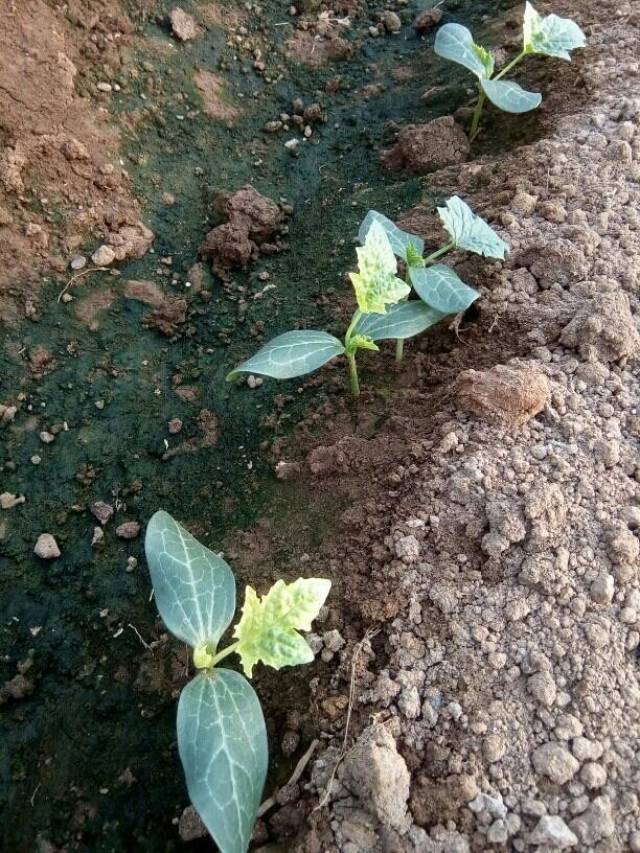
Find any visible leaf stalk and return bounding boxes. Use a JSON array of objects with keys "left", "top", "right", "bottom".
[{"left": 347, "top": 353, "right": 360, "bottom": 396}]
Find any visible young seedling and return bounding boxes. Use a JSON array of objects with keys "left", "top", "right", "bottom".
[
  {"left": 145, "top": 510, "right": 331, "bottom": 853},
  {"left": 227, "top": 219, "right": 442, "bottom": 396},
  {"left": 227, "top": 197, "right": 506, "bottom": 393},
  {"left": 358, "top": 196, "right": 508, "bottom": 362},
  {"left": 435, "top": 2, "right": 586, "bottom": 140}
]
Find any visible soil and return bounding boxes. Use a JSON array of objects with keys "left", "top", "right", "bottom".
[{"left": 2, "top": 0, "right": 640, "bottom": 852}]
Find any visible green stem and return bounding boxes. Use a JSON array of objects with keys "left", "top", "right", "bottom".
[
  {"left": 469, "top": 85, "right": 486, "bottom": 142},
  {"left": 494, "top": 50, "right": 527, "bottom": 80},
  {"left": 347, "top": 352, "right": 360, "bottom": 396},
  {"left": 209, "top": 641, "right": 239, "bottom": 669},
  {"left": 395, "top": 338, "right": 404, "bottom": 363},
  {"left": 344, "top": 308, "right": 362, "bottom": 348},
  {"left": 424, "top": 241, "right": 455, "bottom": 266}
]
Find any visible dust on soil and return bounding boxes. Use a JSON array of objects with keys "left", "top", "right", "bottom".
[{"left": 3, "top": 0, "right": 640, "bottom": 851}]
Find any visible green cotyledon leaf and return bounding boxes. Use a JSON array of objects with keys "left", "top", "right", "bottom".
[
  {"left": 349, "top": 219, "right": 410, "bottom": 314},
  {"left": 145, "top": 510, "right": 236, "bottom": 650},
  {"left": 434, "top": 23, "right": 494, "bottom": 79},
  {"left": 409, "top": 264, "right": 480, "bottom": 314},
  {"left": 523, "top": 2, "right": 586, "bottom": 60},
  {"left": 437, "top": 196, "right": 509, "bottom": 260},
  {"left": 226, "top": 331, "right": 345, "bottom": 381},
  {"left": 177, "top": 669, "right": 268, "bottom": 853},
  {"left": 358, "top": 210, "right": 424, "bottom": 263},
  {"left": 233, "top": 578, "right": 331, "bottom": 678},
  {"left": 480, "top": 78, "right": 542, "bottom": 114},
  {"left": 354, "top": 301, "right": 445, "bottom": 341}
]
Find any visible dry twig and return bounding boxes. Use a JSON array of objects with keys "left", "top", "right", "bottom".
[
  {"left": 57, "top": 266, "right": 110, "bottom": 303},
  {"left": 314, "top": 627, "right": 377, "bottom": 811},
  {"left": 257, "top": 737, "right": 320, "bottom": 818}
]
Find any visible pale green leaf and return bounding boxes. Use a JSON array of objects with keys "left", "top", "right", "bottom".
[
  {"left": 177, "top": 670, "right": 268, "bottom": 853},
  {"left": 410, "top": 264, "right": 480, "bottom": 313},
  {"left": 438, "top": 196, "right": 508, "bottom": 260},
  {"left": 226, "top": 331, "right": 345, "bottom": 381},
  {"left": 350, "top": 220, "right": 410, "bottom": 314},
  {"left": 480, "top": 78, "right": 542, "bottom": 114},
  {"left": 233, "top": 578, "right": 331, "bottom": 677},
  {"left": 145, "top": 510, "right": 235, "bottom": 649},
  {"left": 523, "top": 2, "right": 586, "bottom": 60},
  {"left": 354, "top": 301, "right": 445, "bottom": 341},
  {"left": 358, "top": 210, "right": 424, "bottom": 263},
  {"left": 348, "top": 333, "right": 379, "bottom": 353},
  {"left": 434, "top": 23, "right": 494, "bottom": 79}
]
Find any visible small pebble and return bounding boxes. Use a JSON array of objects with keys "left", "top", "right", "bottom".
[{"left": 34, "top": 533, "right": 61, "bottom": 560}]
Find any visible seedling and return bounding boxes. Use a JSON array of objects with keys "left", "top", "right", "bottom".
[
  {"left": 359, "top": 197, "right": 508, "bottom": 361},
  {"left": 145, "top": 510, "right": 331, "bottom": 853},
  {"left": 227, "top": 196, "right": 507, "bottom": 393},
  {"left": 435, "top": 2, "right": 586, "bottom": 140}
]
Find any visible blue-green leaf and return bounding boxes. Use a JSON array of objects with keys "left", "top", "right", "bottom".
[
  {"left": 523, "top": 2, "right": 586, "bottom": 60},
  {"left": 410, "top": 264, "right": 480, "bottom": 313},
  {"left": 434, "top": 24, "right": 494, "bottom": 79},
  {"left": 145, "top": 510, "right": 235, "bottom": 650},
  {"left": 358, "top": 210, "right": 424, "bottom": 263},
  {"left": 438, "top": 196, "right": 508, "bottom": 260},
  {"left": 226, "top": 331, "right": 345, "bottom": 381},
  {"left": 355, "top": 301, "right": 445, "bottom": 341},
  {"left": 480, "top": 78, "right": 542, "bottom": 114},
  {"left": 177, "top": 670, "right": 268, "bottom": 853}
]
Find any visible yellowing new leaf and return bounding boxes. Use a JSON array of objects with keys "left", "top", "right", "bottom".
[
  {"left": 233, "top": 578, "right": 332, "bottom": 677},
  {"left": 349, "top": 220, "right": 410, "bottom": 314}
]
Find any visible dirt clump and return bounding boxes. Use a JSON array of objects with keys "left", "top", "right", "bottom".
[
  {"left": 414, "top": 8, "right": 443, "bottom": 34},
  {"left": 341, "top": 724, "right": 411, "bottom": 833},
  {"left": 162, "top": 409, "right": 219, "bottom": 460},
  {"left": 194, "top": 71, "right": 241, "bottom": 120},
  {"left": 286, "top": 30, "right": 354, "bottom": 68},
  {"left": 560, "top": 288, "right": 640, "bottom": 363},
  {"left": 381, "top": 116, "right": 470, "bottom": 174},
  {"left": 74, "top": 287, "right": 117, "bottom": 330},
  {"left": 200, "top": 185, "right": 289, "bottom": 277},
  {"left": 123, "top": 279, "right": 188, "bottom": 338},
  {"left": 169, "top": 8, "right": 200, "bottom": 42},
  {"left": 456, "top": 362, "right": 551, "bottom": 427}
]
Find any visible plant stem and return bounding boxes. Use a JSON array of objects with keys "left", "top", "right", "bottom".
[
  {"left": 347, "top": 353, "right": 360, "bottom": 396},
  {"left": 209, "top": 641, "right": 239, "bottom": 669},
  {"left": 395, "top": 338, "right": 404, "bottom": 363},
  {"left": 494, "top": 50, "right": 527, "bottom": 80},
  {"left": 344, "top": 309, "right": 362, "bottom": 347},
  {"left": 469, "top": 86, "right": 486, "bottom": 142},
  {"left": 424, "top": 241, "right": 456, "bottom": 266}
]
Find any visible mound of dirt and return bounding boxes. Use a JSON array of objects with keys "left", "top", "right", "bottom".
[
  {"left": 200, "top": 185, "right": 289, "bottom": 277},
  {"left": 0, "top": 0, "right": 153, "bottom": 323},
  {"left": 259, "top": 1, "right": 640, "bottom": 850}
]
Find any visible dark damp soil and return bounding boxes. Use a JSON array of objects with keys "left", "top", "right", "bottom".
[{"left": 1, "top": 0, "right": 524, "bottom": 850}]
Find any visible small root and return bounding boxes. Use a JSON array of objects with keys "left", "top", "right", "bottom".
[
  {"left": 257, "top": 737, "right": 320, "bottom": 818},
  {"left": 314, "top": 627, "right": 378, "bottom": 812},
  {"left": 56, "top": 266, "right": 110, "bottom": 303}
]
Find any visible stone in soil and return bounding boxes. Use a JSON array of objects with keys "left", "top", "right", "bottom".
[
  {"left": 170, "top": 8, "right": 200, "bottom": 42},
  {"left": 34, "top": 534, "right": 61, "bottom": 559}
]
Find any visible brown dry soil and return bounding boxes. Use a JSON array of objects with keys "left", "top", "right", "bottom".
[{"left": 2, "top": 0, "right": 640, "bottom": 852}]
